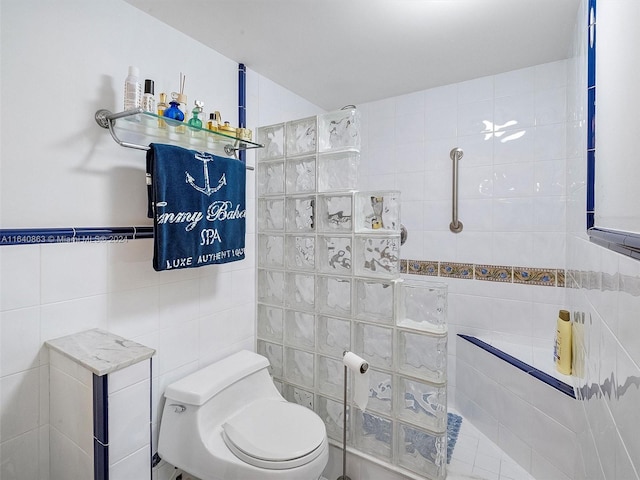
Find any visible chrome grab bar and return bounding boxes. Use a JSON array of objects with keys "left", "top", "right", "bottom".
[{"left": 449, "top": 147, "right": 463, "bottom": 233}]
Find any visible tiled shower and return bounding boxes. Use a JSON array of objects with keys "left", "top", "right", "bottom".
[{"left": 255, "top": 110, "right": 450, "bottom": 479}]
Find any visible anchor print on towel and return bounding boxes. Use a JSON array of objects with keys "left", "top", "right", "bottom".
[{"left": 185, "top": 152, "right": 227, "bottom": 196}]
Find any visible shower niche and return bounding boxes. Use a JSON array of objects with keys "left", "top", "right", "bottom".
[{"left": 256, "top": 110, "right": 449, "bottom": 480}]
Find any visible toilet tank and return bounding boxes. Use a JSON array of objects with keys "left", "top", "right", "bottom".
[{"left": 164, "top": 350, "right": 274, "bottom": 406}]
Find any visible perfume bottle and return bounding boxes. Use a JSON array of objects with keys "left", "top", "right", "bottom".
[
  {"left": 163, "top": 101, "right": 184, "bottom": 121},
  {"left": 188, "top": 100, "right": 204, "bottom": 129},
  {"left": 170, "top": 92, "right": 187, "bottom": 133},
  {"left": 157, "top": 93, "right": 167, "bottom": 128}
]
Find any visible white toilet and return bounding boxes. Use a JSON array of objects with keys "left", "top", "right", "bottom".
[{"left": 158, "top": 350, "right": 329, "bottom": 480}]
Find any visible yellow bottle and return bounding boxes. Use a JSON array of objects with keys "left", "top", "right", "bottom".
[
  {"left": 554, "top": 309, "right": 572, "bottom": 375},
  {"left": 157, "top": 93, "right": 167, "bottom": 129},
  {"left": 572, "top": 312, "right": 585, "bottom": 378}
]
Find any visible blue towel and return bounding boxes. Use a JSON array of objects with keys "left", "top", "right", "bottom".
[{"left": 146, "top": 143, "right": 246, "bottom": 271}]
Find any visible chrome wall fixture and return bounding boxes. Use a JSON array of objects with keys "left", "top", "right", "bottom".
[{"left": 449, "top": 147, "right": 464, "bottom": 233}]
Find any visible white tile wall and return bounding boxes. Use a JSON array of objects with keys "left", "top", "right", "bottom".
[
  {"left": 0, "top": 429, "right": 43, "bottom": 480},
  {"left": 567, "top": 1, "right": 640, "bottom": 479},
  {"left": 110, "top": 446, "right": 152, "bottom": 480},
  {"left": 359, "top": 60, "right": 568, "bottom": 270},
  {"left": 48, "top": 351, "right": 94, "bottom": 480},
  {"left": 49, "top": 354, "right": 94, "bottom": 458},
  {"left": 108, "top": 364, "right": 151, "bottom": 469},
  {"left": 49, "top": 426, "right": 93, "bottom": 480},
  {"left": 0, "top": 368, "right": 42, "bottom": 444}
]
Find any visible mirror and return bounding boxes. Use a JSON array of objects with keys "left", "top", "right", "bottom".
[{"left": 588, "top": 0, "right": 640, "bottom": 258}]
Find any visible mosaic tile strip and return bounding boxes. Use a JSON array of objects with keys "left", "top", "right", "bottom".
[
  {"left": 474, "top": 264, "right": 512, "bottom": 283},
  {"left": 513, "top": 267, "right": 556, "bottom": 286},
  {"left": 399, "top": 259, "right": 408, "bottom": 274},
  {"left": 439, "top": 262, "right": 473, "bottom": 280},
  {"left": 402, "top": 259, "right": 565, "bottom": 288},
  {"left": 406, "top": 260, "right": 438, "bottom": 276},
  {"left": 557, "top": 270, "right": 566, "bottom": 288}
]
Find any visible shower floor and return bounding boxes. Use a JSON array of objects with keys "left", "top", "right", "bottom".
[
  {"left": 446, "top": 407, "right": 535, "bottom": 480},
  {"left": 320, "top": 407, "right": 536, "bottom": 480}
]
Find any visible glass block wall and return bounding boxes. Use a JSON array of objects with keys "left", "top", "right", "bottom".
[{"left": 255, "top": 109, "right": 448, "bottom": 480}]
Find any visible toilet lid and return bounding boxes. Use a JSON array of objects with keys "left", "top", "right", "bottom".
[{"left": 222, "top": 399, "right": 326, "bottom": 469}]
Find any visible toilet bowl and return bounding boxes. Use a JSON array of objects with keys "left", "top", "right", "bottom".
[{"left": 158, "top": 350, "right": 329, "bottom": 480}]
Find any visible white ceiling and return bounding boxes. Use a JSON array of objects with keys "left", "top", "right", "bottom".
[{"left": 125, "top": 0, "right": 581, "bottom": 111}]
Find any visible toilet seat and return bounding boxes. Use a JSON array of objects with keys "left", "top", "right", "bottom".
[{"left": 222, "top": 399, "right": 326, "bottom": 470}]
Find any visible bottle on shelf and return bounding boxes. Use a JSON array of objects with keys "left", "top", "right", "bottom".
[
  {"left": 188, "top": 100, "right": 204, "bottom": 129},
  {"left": 171, "top": 92, "right": 187, "bottom": 134},
  {"left": 218, "top": 120, "right": 237, "bottom": 136},
  {"left": 157, "top": 93, "right": 168, "bottom": 129},
  {"left": 142, "top": 79, "right": 156, "bottom": 113},
  {"left": 207, "top": 111, "right": 221, "bottom": 132},
  {"left": 554, "top": 309, "right": 572, "bottom": 375},
  {"left": 123, "top": 66, "right": 142, "bottom": 111},
  {"left": 163, "top": 101, "right": 184, "bottom": 120}
]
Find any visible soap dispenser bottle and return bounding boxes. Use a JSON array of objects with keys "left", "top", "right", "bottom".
[{"left": 554, "top": 309, "right": 572, "bottom": 375}]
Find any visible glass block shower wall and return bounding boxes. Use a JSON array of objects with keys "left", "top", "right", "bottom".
[{"left": 255, "top": 109, "right": 448, "bottom": 480}]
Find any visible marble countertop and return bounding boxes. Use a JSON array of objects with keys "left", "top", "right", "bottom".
[{"left": 45, "top": 328, "right": 155, "bottom": 376}]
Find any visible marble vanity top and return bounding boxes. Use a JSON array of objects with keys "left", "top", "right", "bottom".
[{"left": 45, "top": 328, "right": 155, "bottom": 376}]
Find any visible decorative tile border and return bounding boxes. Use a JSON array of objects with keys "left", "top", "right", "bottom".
[
  {"left": 475, "top": 264, "right": 512, "bottom": 283},
  {"left": 439, "top": 262, "right": 473, "bottom": 279},
  {"left": 557, "top": 270, "right": 566, "bottom": 287},
  {"left": 406, "top": 259, "right": 438, "bottom": 276},
  {"left": 399, "top": 261, "right": 407, "bottom": 274},
  {"left": 403, "top": 259, "right": 564, "bottom": 287},
  {"left": 513, "top": 267, "right": 556, "bottom": 286}
]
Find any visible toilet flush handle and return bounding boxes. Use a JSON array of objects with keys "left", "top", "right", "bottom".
[{"left": 169, "top": 403, "right": 186, "bottom": 413}]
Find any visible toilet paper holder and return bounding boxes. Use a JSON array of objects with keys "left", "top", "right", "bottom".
[{"left": 338, "top": 351, "right": 370, "bottom": 480}]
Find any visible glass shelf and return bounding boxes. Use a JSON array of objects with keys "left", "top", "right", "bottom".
[
  {"left": 116, "top": 111, "right": 263, "bottom": 150},
  {"left": 95, "top": 108, "right": 263, "bottom": 159}
]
